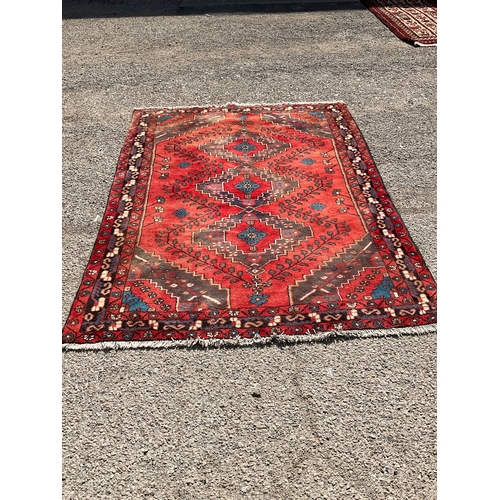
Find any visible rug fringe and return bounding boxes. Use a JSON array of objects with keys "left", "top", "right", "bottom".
[
  {"left": 132, "top": 101, "right": 346, "bottom": 112},
  {"left": 62, "top": 323, "right": 436, "bottom": 351}
]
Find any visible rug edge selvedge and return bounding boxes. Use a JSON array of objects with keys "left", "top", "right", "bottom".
[{"left": 62, "top": 323, "right": 437, "bottom": 351}]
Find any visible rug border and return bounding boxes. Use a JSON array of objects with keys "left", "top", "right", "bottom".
[
  {"left": 63, "top": 323, "right": 436, "bottom": 351},
  {"left": 131, "top": 101, "right": 347, "bottom": 112},
  {"left": 62, "top": 101, "right": 437, "bottom": 350},
  {"left": 332, "top": 102, "right": 437, "bottom": 292}
]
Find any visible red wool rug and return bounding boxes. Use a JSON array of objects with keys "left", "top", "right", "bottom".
[
  {"left": 361, "top": 0, "right": 437, "bottom": 46},
  {"left": 63, "top": 103, "right": 437, "bottom": 349}
]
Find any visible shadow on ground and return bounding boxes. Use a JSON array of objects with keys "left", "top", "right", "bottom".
[{"left": 63, "top": 0, "right": 365, "bottom": 19}]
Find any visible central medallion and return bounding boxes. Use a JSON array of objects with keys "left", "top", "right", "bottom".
[
  {"left": 197, "top": 165, "right": 299, "bottom": 208},
  {"left": 198, "top": 130, "right": 291, "bottom": 164},
  {"left": 234, "top": 179, "right": 261, "bottom": 195},
  {"left": 192, "top": 209, "right": 314, "bottom": 274},
  {"left": 231, "top": 139, "right": 258, "bottom": 154},
  {"left": 237, "top": 226, "right": 267, "bottom": 246}
]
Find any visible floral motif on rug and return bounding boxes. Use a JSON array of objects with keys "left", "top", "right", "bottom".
[
  {"left": 361, "top": 0, "right": 437, "bottom": 46},
  {"left": 62, "top": 103, "right": 437, "bottom": 348}
]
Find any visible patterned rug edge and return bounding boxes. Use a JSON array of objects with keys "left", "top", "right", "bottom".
[
  {"left": 131, "top": 101, "right": 347, "bottom": 112},
  {"left": 62, "top": 323, "right": 436, "bottom": 351}
]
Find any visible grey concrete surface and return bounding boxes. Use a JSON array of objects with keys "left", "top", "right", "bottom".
[{"left": 62, "top": 2, "right": 436, "bottom": 498}]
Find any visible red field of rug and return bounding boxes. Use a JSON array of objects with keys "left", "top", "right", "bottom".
[
  {"left": 362, "top": 0, "right": 437, "bottom": 46},
  {"left": 62, "top": 103, "right": 437, "bottom": 348}
]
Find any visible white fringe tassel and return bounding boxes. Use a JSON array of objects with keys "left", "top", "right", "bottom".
[
  {"left": 132, "top": 101, "right": 347, "bottom": 112},
  {"left": 414, "top": 42, "right": 437, "bottom": 47},
  {"left": 63, "top": 323, "right": 436, "bottom": 351}
]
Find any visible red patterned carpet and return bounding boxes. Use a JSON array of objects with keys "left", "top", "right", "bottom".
[
  {"left": 62, "top": 103, "right": 437, "bottom": 348},
  {"left": 361, "top": 0, "right": 437, "bottom": 46}
]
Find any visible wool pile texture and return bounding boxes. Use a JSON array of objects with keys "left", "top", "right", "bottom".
[
  {"left": 361, "top": 0, "right": 437, "bottom": 46},
  {"left": 62, "top": 103, "right": 437, "bottom": 349}
]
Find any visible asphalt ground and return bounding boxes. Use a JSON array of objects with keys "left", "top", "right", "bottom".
[{"left": 62, "top": 1, "right": 437, "bottom": 498}]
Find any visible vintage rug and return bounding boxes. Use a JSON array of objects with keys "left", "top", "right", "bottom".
[
  {"left": 62, "top": 102, "right": 437, "bottom": 349},
  {"left": 361, "top": 0, "right": 437, "bottom": 46}
]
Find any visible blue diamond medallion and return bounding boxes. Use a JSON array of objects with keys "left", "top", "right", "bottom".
[
  {"left": 234, "top": 179, "right": 261, "bottom": 195},
  {"left": 237, "top": 226, "right": 267, "bottom": 245},
  {"left": 233, "top": 140, "right": 257, "bottom": 153}
]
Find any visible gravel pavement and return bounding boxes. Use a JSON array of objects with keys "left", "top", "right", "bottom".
[{"left": 62, "top": 1, "right": 436, "bottom": 498}]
